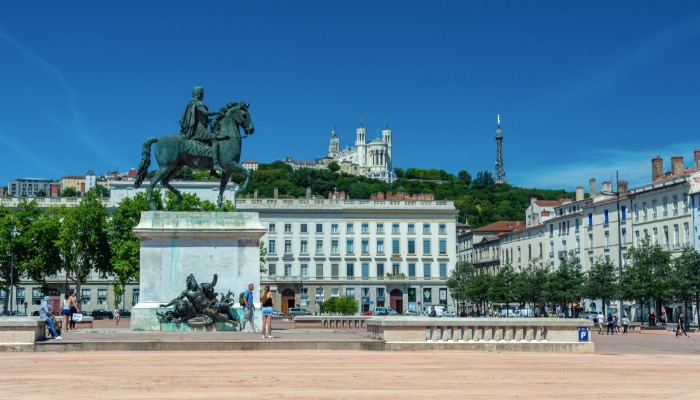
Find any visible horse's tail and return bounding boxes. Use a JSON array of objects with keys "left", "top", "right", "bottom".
[{"left": 134, "top": 136, "right": 159, "bottom": 188}]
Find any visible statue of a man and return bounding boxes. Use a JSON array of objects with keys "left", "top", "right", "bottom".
[{"left": 180, "top": 86, "right": 224, "bottom": 171}]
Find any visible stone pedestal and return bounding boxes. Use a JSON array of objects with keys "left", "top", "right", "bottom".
[{"left": 131, "top": 211, "right": 266, "bottom": 331}]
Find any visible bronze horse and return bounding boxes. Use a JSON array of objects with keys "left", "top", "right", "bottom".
[{"left": 134, "top": 102, "right": 255, "bottom": 210}]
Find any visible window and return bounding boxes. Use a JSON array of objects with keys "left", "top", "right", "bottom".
[
  {"left": 621, "top": 228, "right": 627, "bottom": 246},
  {"left": 346, "top": 239, "right": 354, "bottom": 253},
  {"left": 331, "top": 263, "right": 339, "bottom": 277},
  {"left": 361, "top": 240, "right": 369, "bottom": 254},
  {"left": 634, "top": 231, "right": 640, "bottom": 247},
  {"left": 673, "top": 195, "right": 679, "bottom": 215},
  {"left": 316, "top": 264, "right": 323, "bottom": 278},
  {"left": 0, "top": 289, "right": 5, "bottom": 300},
  {"left": 642, "top": 202, "right": 648, "bottom": 220},
  {"left": 300, "top": 288, "right": 309, "bottom": 306},
  {"left": 32, "top": 288, "right": 42, "bottom": 305},
  {"left": 634, "top": 204, "right": 639, "bottom": 221},
  {"left": 423, "top": 263, "right": 431, "bottom": 278},
  {"left": 662, "top": 197, "right": 668, "bottom": 216},
  {"left": 284, "top": 223, "right": 292, "bottom": 233},
  {"left": 408, "top": 223, "right": 415, "bottom": 234},
  {"left": 684, "top": 222, "right": 690, "bottom": 246},
  {"left": 268, "top": 240, "right": 276, "bottom": 254},
  {"left": 98, "top": 288, "right": 107, "bottom": 305},
  {"left": 604, "top": 210, "right": 609, "bottom": 225},
  {"left": 284, "top": 264, "right": 292, "bottom": 276},
  {"left": 346, "top": 223, "right": 354, "bottom": 233},
  {"left": 361, "top": 263, "right": 369, "bottom": 278},
  {"left": 588, "top": 213, "right": 593, "bottom": 228},
  {"left": 316, "top": 223, "right": 323, "bottom": 233},
  {"left": 377, "top": 262, "right": 384, "bottom": 277},
  {"left": 377, "top": 223, "right": 384, "bottom": 233},
  {"left": 345, "top": 287, "right": 355, "bottom": 298},
  {"left": 652, "top": 200, "right": 657, "bottom": 219},
  {"left": 377, "top": 239, "right": 384, "bottom": 254},
  {"left": 346, "top": 262, "right": 354, "bottom": 277},
  {"left": 300, "top": 263, "right": 308, "bottom": 277},
  {"left": 392, "top": 239, "right": 400, "bottom": 254},
  {"left": 408, "top": 263, "right": 416, "bottom": 277},
  {"left": 673, "top": 224, "right": 680, "bottom": 248},
  {"left": 284, "top": 240, "right": 292, "bottom": 254},
  {"left": 423, "top": 224, "right": 430, "bottom": 234},
  {"left": 653, "top": 228, "right": 658, "bottom": 245},
  {"left": 331, "top": 224, "right": 339, "bottom": 233},
  {"left": 331, "top": 240, "right": 339, "bottom": 254},
  {"left": 268, "top": 263, "right": 276, "bottom": 276},
  {"left": 361, "top": 223, "right": 369, "bottom": 233},
  {"left": 81, "top": 288, "right": 91, "bottom": 303},
  {"left": 439, "top": 240, "right": 447, "bottom": 255},
  {"left": 439, "top": 224, "right": 446, "bottom": 234},
  {"left": 392, "top": 263, "right": 400, "bottom": 275},
  {"left": 683, "top": 193, "right": 689, "bottom": 212},
  {"left": 423, "top": 239, "right": 431, "bottom": 254},
  {"left": 392, "top": 223, "right": 400, "bottom": 233},
  {"left": 300, "top": 223, "right": 307, "bottom": 233},
  {"left": 331, "top": 288, "right": 340, "bottom": 298},
  {"left": 316, "top": 240, "right": 323, "bottom": 254},
  {"left": 408, "top": 239, "right": 415, "bottom": 254},
  {"left": 621, "top": 206, "right": 626, "bottom": 221},
  {"left": 439, "top": 263, "right": 447, "bottom": 278},
  {"left": 300, "top": 240, "right": 308, "bottom": 254},
  {"left": 605, "top": 232, "right": 610, "bottom": 249},
  {"left": 268, "top": 223, "right": 276, "bottom": 233}
]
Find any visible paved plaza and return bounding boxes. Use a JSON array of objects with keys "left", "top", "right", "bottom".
[{"left": 1, "top": 319, "right": 699, "bottom": 399}]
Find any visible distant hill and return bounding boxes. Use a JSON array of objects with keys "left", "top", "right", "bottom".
[{"left": 234, "top": 162, "right": 572, "bottom": 229}]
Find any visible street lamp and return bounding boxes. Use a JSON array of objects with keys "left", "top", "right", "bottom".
[
  {"left": 600, "top": 172, "right": 624, "bottom": 326},
  {"left": 9, "top": 227, "right": 19, "bottom": 316}
]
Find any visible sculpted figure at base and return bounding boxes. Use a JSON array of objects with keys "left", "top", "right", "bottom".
[{"left": 157, "top": 274, "right": 239, "bottom": 327}]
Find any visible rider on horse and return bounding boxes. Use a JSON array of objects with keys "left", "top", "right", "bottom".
[{"left": 180, "top": 86, "right": 225, "bottom": 172}]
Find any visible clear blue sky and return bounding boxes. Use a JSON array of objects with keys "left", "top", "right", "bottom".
[{"left": 2, "top": 1, "right": 699, "bottom": 191}]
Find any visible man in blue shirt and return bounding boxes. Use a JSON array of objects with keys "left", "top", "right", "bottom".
[{"left": 242, "top": 283, "right": 256, "bottom": 333}]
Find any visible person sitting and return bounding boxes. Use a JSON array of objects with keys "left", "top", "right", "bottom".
[
  {"left": 39, "top": 296, "right": 62, "bottom": 340},
  {"left": 428, "top": 305, "right": 437, "bottom": 317}
]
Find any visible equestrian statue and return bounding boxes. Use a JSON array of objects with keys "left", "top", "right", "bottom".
[{"left": 134, "top": 86, "right": 255, "bottom": 210}]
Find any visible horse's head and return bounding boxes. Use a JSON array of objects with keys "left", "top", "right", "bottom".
[{"left": 227, "top": 101, "right": 255, "bottom": 135}]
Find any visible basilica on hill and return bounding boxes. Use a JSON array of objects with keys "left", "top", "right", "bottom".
[{"left": 321, "top": 118, "right": 394, "bottom": 183}]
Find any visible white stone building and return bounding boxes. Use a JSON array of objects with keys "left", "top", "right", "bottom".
[
  {"left": 323, "top": 120, "right": 393, "bottom": 182},
  {"left": 235, "top": 195, "right": 458, "bottom": 315}
]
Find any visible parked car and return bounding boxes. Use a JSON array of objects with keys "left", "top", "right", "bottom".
[
  {"left": 271, "top": 310, "right": 284, "bottom": 317},
  {"left": 578, "top": 311, "right": 598, "bottom": 321},
  {"left": 372, "top": 307, "right": 399, "bottom": 316},
  {"left": 287, "top": 308, "right": 311, "bottom": 317},
  {"left": 120, "top": 309, "right": 131, "bottom": 318},
  {"left": 363, "top": 311, "right": 373, "bottom": 316},
  {"left": 441, "top": 311, "right": 457, "bottom": 318},
  {"left": 404, "top": 310, "right": 419, "bottom": 316},
  {"left": 91, "top": 309, "right": 114, "bottom": 319}
]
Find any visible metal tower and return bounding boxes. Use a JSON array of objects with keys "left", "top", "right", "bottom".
[{"left": 495, "top": 114, "right": 506, "bottom": 184}]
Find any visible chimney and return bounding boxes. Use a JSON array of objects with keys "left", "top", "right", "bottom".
[
  {"left": 695, "top": 150, "right": 700, "bottom": 171},
  {"left": 602, "top": 181, "right": 612, "bottom": 194},
  {"left": 575, "top": 186, "right": 584, "bottom": 201},
  {"left": 652, "top": 156, "right": 663, "bottom": 181},
  {"left": 589, "top": 178, "right": 597, "bottom": 197},
  {"left": 672, "top": 156, "right": 684, "bottom": 176},
  {"left": 618, "top": 180, "right": 628, "bottom": 194},
  {"left": 274, "top": 187, "right": 278, "bottom": 199}
]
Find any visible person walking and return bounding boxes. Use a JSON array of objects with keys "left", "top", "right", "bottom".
[
  {"left": 597, "top": 312, "right": 605, "bottom": 334},
  {"left": 241, "top": 283, "right": 256, "bottom": 333},
  {"left": 676, "top": 313, "right": 689, "bottom": 337},
  {"left": 607, "top": 313, "right": 614, "bottom": 335},
  {"left": 39, "top": 296, "right": 62, "bottom": 340},
  {"left": 68, "top": 291, "right": 80, "bottom": 331},
  {"left": 260, "top": 285, "right": 274, "bottom": 339},
  {"left": 114, "top": 305, "right": 121, "bottom": 326},
  {"left": 622, "top": 315, "right": 629, "bottom": 335},
  {"left": 61, "top": 293, "right": 71, "bottom": 333}
]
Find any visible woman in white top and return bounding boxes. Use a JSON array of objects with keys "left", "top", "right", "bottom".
[{"left": 61, "top": 293, "right": 71, "bottom": 333}]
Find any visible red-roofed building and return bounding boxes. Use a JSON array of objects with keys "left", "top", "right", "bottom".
[{"left": 458, "top": 220, "right": 525, "bottom": 274}]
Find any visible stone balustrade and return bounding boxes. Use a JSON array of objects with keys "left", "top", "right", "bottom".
[
  {"left": 293, "top": 316, "right": 370, "bottom": 329},
  {"left": 366, "top": 317, "right": 594, "bottom": 352}
]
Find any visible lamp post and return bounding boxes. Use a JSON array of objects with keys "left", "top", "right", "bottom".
[
  {"left": 601, "top": 172, "right": 624, "bottom": 326},
  {"left": 9, "top": 227, "right": 18, "bottom": 316}
]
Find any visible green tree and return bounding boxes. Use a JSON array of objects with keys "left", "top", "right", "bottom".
[
  {"left": 58, "top": 191, "right": 111, "bottom": 303},
  {"left": 546, "top": 251, "right": 584, "bottom": 316},
  {"left": 583, "top": 257, "right": 619, "bottom": 317},
  {"left": 94, "top": 185, "right": 110, "bottom": 198},
  {"left": 517, "top": 262, "right": 550, "bottom": 316},
  {"left": 259, "top": 240, "right": 268, "bottom": 274},
  {"left": 61, "top": 187, "right": 80, "bottom": 197},
  {"left": 669, "top": 247, "right": 700, "bottom": 327},
  {"left": 466, "top": 271, "right": 493, "bottom": 315},
  {"left": 623, "top": 237, "right": 672, "bottom": 322},
  {"left": 490, "top": 264, "right": 517, "bottom": 312},
  {"left": 179, "top": 166, "right": 194, "bottom": 180},
  {"left": 457, "top": 171, "right": 472, "bottom": 186},
  {"left": 446, "top": 261, "right": 475, "bottom": 313},
  {"left": 35, "top": 189, "right": 47, "bottom": 197},
  {"left": 394, "top": 167, "right": 404, "bottom": 178},
  {"left": 327, "top": 161, "right": 341, "bottom": 173}
]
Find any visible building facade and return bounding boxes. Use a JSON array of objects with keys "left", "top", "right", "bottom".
[
  {"left": 236, "top": 195, "right": 458, "bottom": 315},
  {"left": 322, "top": 120, "right": 393, "bottom": 182},
  {"left": 7, "top": 177, "right": 58, "bottom": 197}
]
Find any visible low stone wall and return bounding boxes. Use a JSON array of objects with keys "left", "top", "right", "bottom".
[
  {"left": 0, "top": 317, "right": 47, "bottom": 345},
  {"left": 366, "top": 317, "right": 594, "bottom": 353},
  {"left": 294, "top": 316, "right": 370, "bottom": 329}
]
